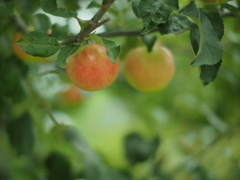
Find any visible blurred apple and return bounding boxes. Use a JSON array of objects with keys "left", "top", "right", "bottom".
[
  {"left": 60, "top": 85, "right": 85, "bottom": 106},
  {"left": 124, "top": 44, "right": 175, "bottom": 93}
]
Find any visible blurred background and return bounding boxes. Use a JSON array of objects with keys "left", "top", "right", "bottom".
[{"left": 0, "top": 0, "right": 240, "bottom": 180}]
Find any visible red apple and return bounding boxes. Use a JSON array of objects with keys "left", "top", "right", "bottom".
[
  {"left": 124, "top": 45, "right": 175, "bottom": 93},
  {"left": 66, "top": 43, "right": 120, "bottom": 91}
]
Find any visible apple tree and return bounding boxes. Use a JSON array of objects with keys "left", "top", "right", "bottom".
[{"left": 0, "top": 0, "right": 240, "bottom": 180}]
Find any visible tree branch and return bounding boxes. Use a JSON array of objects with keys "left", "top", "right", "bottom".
[
  {"left": 97, "top": 12, "right": 236, "bottom": 38},
  {"left": 61, "top": 0, "right": 115, "bottom": 45}
]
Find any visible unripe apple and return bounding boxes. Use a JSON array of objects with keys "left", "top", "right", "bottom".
[
  {"left": 12, "top": 32, "right": 50, "bottom": 62},
  {"left": 60, "top": 85, "right": 84, "bottom": 106},
  {"left": 209, "top": 0, "right": 227, "bottom": 4},
  {"left": 66, "top": 43, "right": 120, "bottom": 91},
  {"left": 124, "top": 45, "right": 175, "bottom": 93}
]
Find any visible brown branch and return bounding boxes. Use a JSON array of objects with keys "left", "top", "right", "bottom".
[
  {"left": 61, "top": 0, "right": 115, "bottom": 45},
  {"left": 97, "top": 12, "right": 236, "bottom": 38}
]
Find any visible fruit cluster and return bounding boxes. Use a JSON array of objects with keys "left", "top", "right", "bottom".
[{"left": 65, "top": 42, "right": 175, "bottom": 93}]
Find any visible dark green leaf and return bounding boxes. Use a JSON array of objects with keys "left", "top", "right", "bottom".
[
  {"left": 40, "top": 0, "right": 77, "bottom": 18},
  {"left": 57, "top": 0, "right": 80, "bottom": 11},
  {"left": 102, "top": 38, "right": 120, "bottom": 64},
  {"left": 45, "top": 151, "right": 74, "bottom": 180},
  {"left": 16, "top": 31, "right": 61, "bottom": 57},
  {"left": 17, "top": 0, "right": 40, "bottom": 15},
  {"left": 200, "top": 61, "right": 222, "bottom": 86},
  {"left": 137, "top": 0, "right": 179, "bottom": 34},
  {"left": 57, "top": 45, "right": 80, "bottom": 68},
  {"left": 87, "top": 1, "right": 101, "bottom": 9},
  {"left": 124, "top": 133, "right": 160, "bottom": 165},
  {"left": 158, "top": 14, "right": 191, "bottom": 35},
  {"left": 51, "top": 23, "right": 69, "bottom": 40},
  {"left": 221, "top": 4, "right": 240, "bottom": 19},
  {"left": 131, "top": 0, "right": 141, "bottom": 18},
  {"left": 182, "top": 2, "right": 224, "bottom": 66},
  {"left": 142, "top": 34, "right": 157, "bottom": 53},
  {"left": 32, "top": 13, "right": 51, "bottom": 33},
  {"left": 0, "top": 1, "right": 14, "bottom": 16},
  {"left": 0, "top": 56, "right": 28, "bottom": 103},
  {"left": 6, "top": 112, "right": 34, "bottom": 155}
]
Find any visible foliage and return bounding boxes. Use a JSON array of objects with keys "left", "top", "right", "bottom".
[{"left": 0, "top": 0, "right": 240, "bottom": 180}]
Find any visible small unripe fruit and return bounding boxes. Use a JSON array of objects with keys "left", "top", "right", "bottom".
[
  {"left": 124, "top": 45, "right": 174, "bottom": 93},
  {"left": 66, "top": 43, "right": 120, "bottom": 91}
]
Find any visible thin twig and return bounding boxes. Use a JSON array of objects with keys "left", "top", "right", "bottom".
[
  {"left": 61, "top": 0, "right": 115, "bottom": 45},
  {"left": 47, "top": 111, "right": 59, "bottom": 126}
]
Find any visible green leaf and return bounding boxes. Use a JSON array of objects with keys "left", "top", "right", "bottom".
[
  {"left": 32, "top": 13, "right": 51, "bottom": 33},
  {"left": 87, "top": 0, "right": 101, "bottom": 9},
  {"left": 51, "top": 23, "right": 69, "bottom": 40},
  {"left": 102, "top": 38, "right": 120, "bottom": 64},
  {"left": 90, "top": 34, "right": 120, "bottom": 64},
  {"left": 158, "top": 14, "right": 191, "bottom": 35},
  {"left": 200, "top": 61, "right": 222, "bottom": 86},
  {"left": 74, "top": 17, "right": 90, "bottom": 29},
  {"left": 221, "top": 4, "right": 240, "bottom": 19},
  {"left": 0, "top": 1, "right": 15, "bottom": 16},
  {"left": 182, "top": 2, "right": 224, "bottom": 66},
  {"left": 124, "top": 133, "right": 160, "bottom": 165},
  {"left": 142, "top": 34, "right": 157, "bottom": 53},
  {"left": 137, "top": 0, "right": 179, "bottom": 34},
  {"left": 131, "top": 0, "right": 141, "bottom": 18},
  {"left": 6, "top": 112, "right": 34, "bottom": 155},
  {"left": 57, "top": 45, "right": 80, "bottom": 68},
  {"left": 89, "top": 34, "right": 104, "bottom": 45},
  {"left": 16, "top": 31, "right": 61, "bottom": 57},
  {"left": 40, "top": 0, "right": 77, "bottom": 18},
  {"left": 17, "top": 0, "right": 40, "bottom": 15},
  {"left": 45, "top": 151, "right": 74, "bottom": 180}
]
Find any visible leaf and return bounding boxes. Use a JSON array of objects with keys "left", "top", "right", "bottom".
[
  {"left": 102, "top": 38, "right": 120, "bottom": 64},
  {"left": 124, "top": 133, "right": 160, "bottom": 165},
  {"left": 0, "top": 1, "right": 15, "bottom": 16},
  {"left": 16, "top": 31, "right": 61, "bottom": 57},
  {"left": 136, "top": 0, "right": 179, "bottom": 34},
  {"left": 200, "top": 61, "right": 222, "bottom": 86},
  {"left": 87, "top": 0, "right": 101, "bottom": 9},
  {"left": 45, "top": 151, "right": 74, "bottom": 180},
  {"left": 51, "top": 23, "right": 69, "bottom": 40},
  {"left": 221, "top": 4, "right": 240, "bottom": 19},
  {"left": 6, "top": 112, "right": 34, "bottom": 155},
  {"left": 89, "top": 34, "right": 104, "bottom": 45},
  {"left": 142, "top": 34, "right": 157, "bottom": 52},
  {"left": 17, "top": 0, "right": 40, "bottom": 15},
  {"left": 90, "top": 34, "right": 120, "bottom": 64},
  {"left": 32, "top": 13, "right": 51, "bottom": 33},
  {"left": 40, "top": 0, "right": 77, "bottom": 18},
  {"left": 74, "top": 17, "right": 90, "bottom": 29},
  {"left": 158, "top": 14, "right": 191, "bottom": 35},
  {"left": 57, "top": 45, "right": 80, "bottom": 68},
  {"left": 182, "top": 2, "right": 224, "bottom": 66},
  {"left": 131, "top": 0, "right": 141, "bottom": 18}
]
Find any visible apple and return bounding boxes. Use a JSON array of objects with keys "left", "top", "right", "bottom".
[
  {"left": 209, "top": 0, "right": 227, "bottom": 4},
  {"left": 12, "top": 32, "right": 50, "bottom": 62},
  {"left": 124, "top": 44, "right": 175, "bottom": 93},
  {"left": 66, "top": 43, "right": 120, "bottom": 91},
  {"left": 60, "top": 85, "right": 84, "bottom": 106}
]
